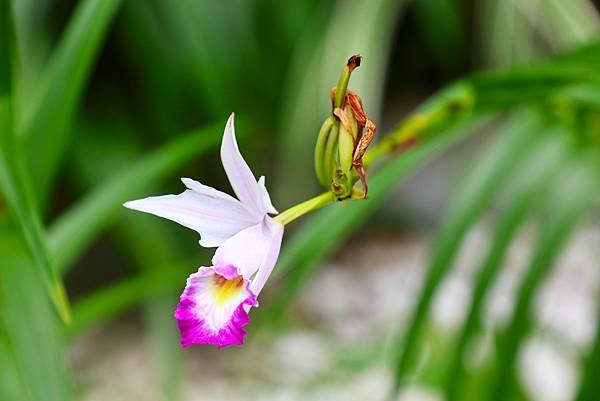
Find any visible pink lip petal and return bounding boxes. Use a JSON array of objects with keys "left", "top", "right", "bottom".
[
  {"left": 174, "top": 266, "right": 258, "bottom": 348},
  {"left": 175, "top": 218, "right": 283, "bottom": 347}
]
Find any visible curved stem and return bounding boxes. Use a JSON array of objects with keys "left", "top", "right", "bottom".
[{"left": 274, "top": 192, "right": 336, "bottom": 226}]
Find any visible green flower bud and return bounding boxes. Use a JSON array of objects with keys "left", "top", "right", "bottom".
[
  {"left": 338, "top": 123, "right": 354, "bottom": 173},
  {"left": 322, "top": 123, "right": 339, "bottom": 185},
  {"left": 314, "top": 116, "right": 335, "bottom": 186},
  {"left": 336, "top": 106, "right": 358, "bottom": 173}
]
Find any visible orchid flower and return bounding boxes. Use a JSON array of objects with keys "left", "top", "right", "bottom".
[
  {"left": 123, "top": 56, "right": 374, "bottom": 348},
  {"left": 124, "top": 114, "right": 284, "bottom": 347}
]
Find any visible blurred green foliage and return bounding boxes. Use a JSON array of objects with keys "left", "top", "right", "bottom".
[{"left": 2, "top": 0, "right": 600, "bottom": 400}]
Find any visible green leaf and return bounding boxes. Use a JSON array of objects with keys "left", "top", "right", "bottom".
[
  {"left": 478, "top": 0, "right": 538, "bottom": 67},
  {"left": 0, "top": 100, "right": 70, "bottom": 322},
  {"left": 489, "top": 154, "right": 600, "bottom": 401},
  {"left": 18, "top": 0, "right": 123, "bottom": 202},
  {"left": 444, "top": 130, "right": 574, "bottom": 401},
  {"left": 470, "top": 67, "right": 600, "bottom": 111},
  {"left": 0, "top": 235, "right": 73, "bottom": 401},
  {"left": 11, "top": 0, "right": 53, "bottom": 115},
  {"left": 0, "top": 323, "right": 27, "bottom": 401},
  {"left": 0, "top": 2, "right": 70, "bottom": 322},
  {"left": 0, "top": 114, "right": 71, "bottom": 323},
  {"left": 48, "top": 123, "right": 220, "bottom": 274},
  {"left": 391, "top": 110, "right": 544, "bottom": 393},
  {"left": 538, "top": 0, "right": 600, "bottom": 48},
  {"left": 575, "top": 303, "right": 600, "bottom": 401}
]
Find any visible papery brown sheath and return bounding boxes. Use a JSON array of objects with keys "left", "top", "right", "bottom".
[{"left": 331, "top": 86, "right": 377, "bottom": 197}]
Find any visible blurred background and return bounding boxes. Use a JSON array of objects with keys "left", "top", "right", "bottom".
[{"left": 2, "top": 0, "right": 600, "bottom": 400}]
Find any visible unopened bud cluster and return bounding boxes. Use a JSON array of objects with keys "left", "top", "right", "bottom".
[{"left": 314, "top": 55, "right": 376, "bottom": 200}]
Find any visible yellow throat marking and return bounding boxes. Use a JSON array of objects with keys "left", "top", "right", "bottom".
[{"left": 212, "top": 275, "right": 244, "bottom": 306}]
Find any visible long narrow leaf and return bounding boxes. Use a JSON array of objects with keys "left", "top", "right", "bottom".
[
  {"left": 539, "top": 0, "right": 600, "bottom": 48},
  {"left": 0, "top": 0, "right": 69, "bottom": 321},
  {"left": 0, "top": 236, "right": 73, "bottom": 401},
  {"left": 11, "top": 0, "right": 52, "bottom": 116},
  {"left": 489, "top": 155, "right": 599, "bottom": 401},
  {"left": 391, "top": 110, "right": 544, "bottom": 393},
  {"left": 444, "top": 130, "right": 573, "bottom": 401},
  {"left": 0, "top": 323, "right": 27, "bottom": 401},
  {"left": 575, "top": 297, "right": 600, "bottom": 401},
  {"left": 18, "top": 0, "right": 123, "bottom": 202},
  {"left": 48, "top": 123, "right": 220, "bottom": 274}
]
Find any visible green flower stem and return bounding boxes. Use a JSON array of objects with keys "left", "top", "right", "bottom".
[{"left": 274, "top": 191, "right": 336, "bottom": 226}]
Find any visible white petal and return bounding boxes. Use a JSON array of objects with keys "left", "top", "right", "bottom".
[
  {"left": 220, "top": 114, "right": 276, "bottom": 217},
  {"left": 124, "top": 187, "right": 257, "bottom": 247},
  {"left": 248, "top": 217, "right": 284, "bottom": 295},
  {"left": 257, "top": 176, "right": 278, "bottom": 214},
  {"left": 212, "top": 217, "right": 284, "bottom": 285},
  {"left": 181, "top": 177, "right": 238, "bottom": 203}
]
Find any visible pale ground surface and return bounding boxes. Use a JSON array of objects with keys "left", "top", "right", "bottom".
[{"left": 71, "top": 221, "right": 600, "bottom": 401}]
